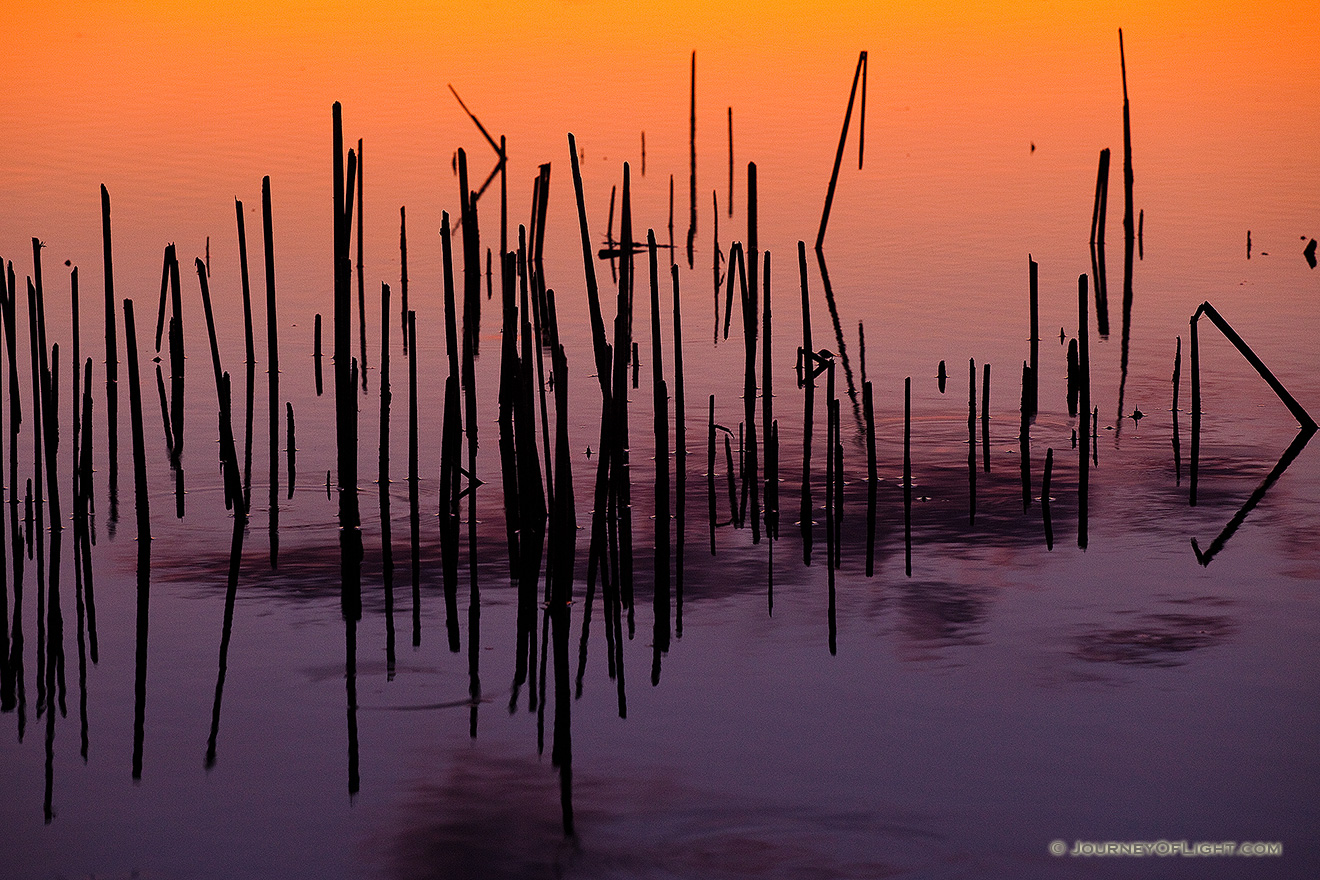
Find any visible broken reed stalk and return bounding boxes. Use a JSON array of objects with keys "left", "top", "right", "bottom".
[{"left": 816, "top": 51, "right": 867, "bottom": 250}]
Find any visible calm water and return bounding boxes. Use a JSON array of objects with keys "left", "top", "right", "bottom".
[{"left": 2, "top": 4, "right": 1319, "bottom": 878}]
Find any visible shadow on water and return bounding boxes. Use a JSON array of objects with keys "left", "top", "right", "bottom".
[{"left": 1074, "top": 601, "right": 1236, "bottom": 668}]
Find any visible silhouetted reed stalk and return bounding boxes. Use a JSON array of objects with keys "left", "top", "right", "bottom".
[
  {"left": 798, "top": 242, "right": 814, "bottom": 564},
  {"left": 1172, "top": 336, "right": 1182, "bottom": 485},
  {"left": 314, "top": 314, "right": 323, "bottom": 396},
  {"left": 409, "top": 312, "right": 424, "bottom": 647},
  {"left": 968, "top": 359, "right": 977, "bottom": 524},
  {"left": 499, "top": 251, "right": 522, "bottom": 586},
  {"left": 648, "top": 233, "right": 671, "bottom": 682},
  {"left": 1020, "top": 362, "right": 1031, "bottom": 511},
  {"left": 547, "top": 337, "right": 575, "bottom": 836},
  {"left": 904, "top": 376, "right": 912, "bottom": 576},
  {"left": 1067, "top": 339, "right": 1080, "bottom": 417},
  {"left": 1090, "top": 149, "right": 1111, "bottom": 338},
  {"left": 164, "top": 247, "right": 184, "bottom": 460},
  {"left": 707, "top": 395, "right": 716, "bottom": 553},
  {"left": 613, "top": 165, "right": 635, "bottom": 629},
  {"left": 356, "top": 138, "right": 367, "bottom": 394},
  {"left": 727, "top": 107, "right": 734, "bottom": 217},
  {"left": 1120, "top": 30, "right": 1135, "bottom": 246},
  {"left": 687, "top": 51, "right": 696, "bottom": 266},
  {"left": 1079, "top": 274, "right": 1090, "bottom": 547},
  {"left": 1042, "top": 448, "right": 1054, "bottom": 550},
  {"left": 286, "top": 403, "right": 295, "bottom": 498},
  {"left": 195, "top": 259, "right": 242, "bottom": 510},
  {"left": 5, "top": 262, "right": 24, "bottom": 559},
  {"left": 1028, "top": 256, "right": 1039, "bottom": 418},
  {"left": 101, "top": 187, "right": 119, "bottom": 527},
  {"left": 864, "top": 380, "right": 875, "bottom": 576},
  {"left": 332, "top": 107, "right": 362, "bottom": 634},
  {"left": 123, "top": 298, "right": 150, "bottom": 779},
  {"left": 234, "top": 201, "right": 255, "bottom": 512},
  {"left": 399, "top": 207, "right": 409, "bottom": 350},
  {"left": 1193, "top": 301, "right": 1315, "bottom": 431},
  {"left": 739, "top": 242, "right": 760, "bottom": 543},
  {"left": 671, "top": 263, "right": 686, "bottom": 634},
  {"left": 816, "top": 51, "right": 867, "bottom": 250},
  {"left": 763, "top": 253, "right": 777, "bottom": 541},
  {"left": 78, "top": 359, "right": 96, "bottom": 662},
  {"left": 981, "top": 363, "right": 991, "bottom": 473},
  {"left": 514, "top": 248, "right": 548, "bottom": 694},
  {"left": 263, "top": 175, "right": 282, "bottom": 564}
]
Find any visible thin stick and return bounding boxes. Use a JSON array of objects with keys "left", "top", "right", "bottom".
[{"left": 816, "top": 51, "right": 867, "bottom": 250}]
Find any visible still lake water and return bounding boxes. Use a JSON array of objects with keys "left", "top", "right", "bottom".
[{"left": 2, "top": 3, "right": 1318, "bottom": 877}]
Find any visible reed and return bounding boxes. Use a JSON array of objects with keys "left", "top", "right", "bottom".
[
  {"left": 399, "top": 207, "right": 409, "bottom": 349},
  {"left": 687, "top": 51, "right": 697, "bottom": 265},
  {"left": 816, "top": 51, "right": 867, "bottom": 250},
  {"left": 1079, "top": 273, "right": 1090, "bottom": 547},
  {"left": 904, "top": 376, "right": 912, "bottom": 577},
  {"left": 1020, "top": 362, "right": 1031, "bottom": 511},
  {"left": 864, "top": 380, "right": 875, "bottom": 576},
  {"left": 356, "top": 138, "right": 367, "bottom": 393},
  {"left": 101, "top": 188, "right": 119, "bottom": 516},
  {"left": 1042, "top": 448, "right": 1054, "bottom": 550},
  {"left": 968, "top": 358, "right": 976, "bottom": 525},
  {"left": 1090, "top": 149, "right": 1111, "bottom": 337},
  {"left": 1028, "top": 256, "right": 1039, "bottom": 417},
  {"left": 762, "top": 251, "right": 776, "bottom": 539},
  {"left": 264, "top": 175, "right": 282, "bottom": 513},
  {"left": 314, "top": 314, "right": 323, "bottom": 396}
]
